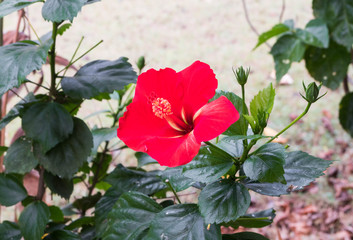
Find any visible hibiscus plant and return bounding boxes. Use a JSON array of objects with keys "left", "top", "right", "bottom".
[{"left": 0, "top": 1, "right": 331, "bottom": 240}]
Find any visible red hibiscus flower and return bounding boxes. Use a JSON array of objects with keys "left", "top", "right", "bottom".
[{"left": 117, "top": 61, "right": 239, "bottom": 167}]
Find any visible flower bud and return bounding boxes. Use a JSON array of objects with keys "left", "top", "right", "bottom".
[
  {"left": 233, "top": 66, "right": 250, "bottom": 86},
  {"left": 301, "top": 82, "right": 326, "bottom": 103},
  {"left": 136, "top": 56, "right": 145, "bottom": 73}
]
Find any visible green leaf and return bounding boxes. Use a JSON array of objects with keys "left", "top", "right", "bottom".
[
  {"left": 73, "top": 193, "right": 102, "bottom": 213},
  {"left": 0, "top": 221, "right": 22, "bottom": 240},
  {"left": 19, "top": 201, "right": 50, "bottom": 240},
  {"left": 44, "top": 230, "right": 81, "bottom": 240},
  {"left": 244, "top": 151, "right": 332, "bottom": 196},
  {"left": 95, "top": 188, "right": 122, "bottom": 238},
  {"left": 44, "top": 171, "right": 73, "bottom": 199},
  {"left": 91, "top": 127, "right": 118, "bottom": 156},
  {"left": 4, "top": 137, "right": 38, "bottom": 174},
  {"left": 270, "top": 35, "right": 307, "bottom": 81},
  {"left": 339, "top": 92, "right": 353, "bottom": 137},
  {"left": 0, "top": 174, "right": 27, "bottom": 206},
  {"left": 57, "top": 23, "right": 72, "bottom": 36},
  {"left": 254, "top": 23, "right": 290, "bottom": 49},
  {"left": 159, "top": 167, "right": 195, "bottom": 192},
  {"left": 182, "top": 145, "right": 234, "bottom": 183},
  {"left": 22, "top": 102, "right": 74, "bottom": 153},
  {"left": 248, "top": 83, "right": 275, "bottom": 130},
  {"left": 49, "top": 206, "right": 64, "bottom": 222},
  {"left": 198, "top": 180, "right": 250, "bottom": 224},
  {"left": 0, "top": 93, "right": 37, "bottom": 131},
  {"left": 135, "top": 152, "right": 157, "bottom": 168},
  {"left": 65, "top": 216, "right": 94, "bottom": 230},
  {"left": 104, "top": 164, "right": 166, "bottom": 195},
  {"left": 0, "top": 37, "right": 53, "bottom": 97},
  {"left": 0, "top": 146, "right": 8, "bottom": 157},
  {"left": 103, "top": 191, "right": 163, "bottom": 240},
  {"left": 225, "top": 209, "right": 275, "bottom": 229},
  {"left": 295, "top": 19, "right": 329, "bottom": 48},
  {"left": 222, "top": 232, "right": 269, "bottom": 240},
  {"left": 313, "top": 0, "right": 353, "bottom": 50},
  {"left": 243, "top": 143, "right": 286, "bottom": 183},
  {"left": 42, "top": 0, "right": 85, "bottom": 22},
  {"left": 0, "top": 0, "right": 42, "bottom": 18},
  {"left": 304, "top": 40, "right": 351, "bottom": 90},
  {"left": 147, "top": 204, "right": 221, "bottom": 240},
  {"left": 61, "top": 57, "right": 137, "bottom": 99},
  {"left": 212, "top": 91, "right": 248, "bottom": 136},
  {"left": 217, "top": 137, "right": 244, "bottom": 158},
  {"left": 37, "top": 117, "right": 93, "bottom": 178}
]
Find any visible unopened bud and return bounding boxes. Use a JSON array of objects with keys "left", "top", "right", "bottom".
[
  {"left": 136, "top": 56, "right": 145, "bottom": 73},
  {"left": 301, "top": 82, "right": 326, "bottom": 103},
  {"left": 233, "top": 66, "right": 250, "bottom": 86}
]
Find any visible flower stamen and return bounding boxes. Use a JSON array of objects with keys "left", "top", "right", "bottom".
[{"left": 152, "top": 97, "right": 173, "bottom": 119}]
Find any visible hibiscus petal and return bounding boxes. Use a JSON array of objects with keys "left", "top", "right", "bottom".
[
  {"left": 145, "top": 132, "right": 201, "bottom": 167},
  {"left": 134, "top": 67, "right": 184, "bottom": 117},
  {"left": 178, "top": 61, "right": 218, "bottom": 119},
  {"left": 117, "top": 99, "right": 180, "bottom": 152},
  {"left": 193, "top": 96, "right": 240, "bottom": 142}
]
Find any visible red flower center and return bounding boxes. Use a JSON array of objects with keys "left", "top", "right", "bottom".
[{"left": 151, "top": 98, "right": 173, "bottom": 119}]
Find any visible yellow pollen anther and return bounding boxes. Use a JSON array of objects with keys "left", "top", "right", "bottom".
[{"left": 152, "top": 98, "right": 173, "bottom": 119}]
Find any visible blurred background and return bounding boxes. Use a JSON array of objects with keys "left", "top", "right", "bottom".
[{"left": 2, "top": 0, "right": 353, "bottom": 239}]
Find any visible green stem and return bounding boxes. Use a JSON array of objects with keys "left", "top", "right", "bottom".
[
  {"left": 49, "top": 22, "right": 58, "bottom": 98},
  {"left": 56, "top": 40, "right": 103, "bottom": 75},
  {"left": 241, "top": 84, "right": 248, "bottom": 149},
  {"left": 266, "top": 102, "right": 311, "bottom": 144},
  {"left": 24, "top": 15, "right": 42, "bottom": 44},
  {"left": 239, "top": 139, "right": 256, "bottom": 164},
  {"left": 166, "top": 181, "right": 181, "bottom": 204},
  {"left": 62, "top": 36, "right": 84, "bottom": 77}
]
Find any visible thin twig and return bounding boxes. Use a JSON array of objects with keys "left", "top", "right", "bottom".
[
  {"left": 241, "top": 0, "right": 271, "bottom": 49},
  {"left": 10, "top": 89, "right": 26, "bottom": 102},
  {"left": 36, "top": 167, "right": 46, "bottom": 200},
  {"left": 23, "top": 15, "right": 41, "bottom": 44},
  {"left": 343, "top": 75, "right": 350, "bottom": 94},
  {"left": 26, "top": 79, "right": 50, "bottom": 91},
  {"left": 279, "top": 0, "right": 286, "bottom": 23}
]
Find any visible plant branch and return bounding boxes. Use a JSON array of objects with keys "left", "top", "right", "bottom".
[
  {"left": 26, "top": 79, "right": 50, "bottom": 90},
  {"left": 241, "top": 0, "right": 271, "bottom": 49},
  {"left": 49, "top": 22, "right": 58, "bottom": 98},
  {"left": 36, "top": 167, "right": 46, "bottom": 200},
  {"left": 343, "top": 75, "right": 350, "bottom": 94},
  {"left": 279, "top": 0, "right": 286, "bottom": 23},
  {"left": 0, "top": 0, "right": 4, "bottom": 174},
  {"left": 61, "top": 36, "right": 84, "bottom": 78},
  {"left": 166, "top": 181, "right": 181, "bottom": 204},
  {"left": 56, "top": 40, "right": 103, "bottom": 75},
  {"left": 24, "top": 15, "right": 42, "bottom": 44},
  {"left": 267, "top": 102, "right": 311, "bottom": 144},
  {"left": 241, "top": 84, "right": 248, "bottom": 149}
]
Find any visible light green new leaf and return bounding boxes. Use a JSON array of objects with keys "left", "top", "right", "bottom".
[
  {"left": 254, "top": 23, "right": 290, "bottom": 49},
  {"left": 249, "top": 83, "right": 275, "bottom": 127}
]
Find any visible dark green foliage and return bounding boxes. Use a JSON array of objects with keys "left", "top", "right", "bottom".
[
  {"left": 42, "top": 0, "right": 85, "bottom": 22},
  {"left": 339, "top": 92, "right": 353, "bottom": 137},
  {"left": 0, "top": 221, "right": 22, "bottom": 240},
  {"left": 0, "top": 174, "right": 27, "bottom": 206},
  {"left": 61, "top": 58, "right": 137, "bottom": 99},
  {"left": 198, "top": 180, "right": 251, "bottom": 224},
  {"left": 19, "top": 201, "right": 50, "bottom": 240},
  {"left": 146, "top": 204, "right": 221, "bottom": 240},
  {"left": 44, "top": 171, "right": 74, "bottom": 199}
]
